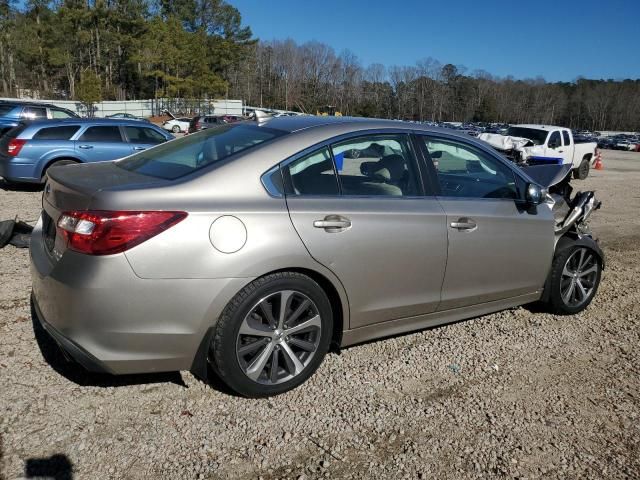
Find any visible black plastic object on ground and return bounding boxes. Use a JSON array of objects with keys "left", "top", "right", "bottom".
[{"left": 0, "top": 218, "right": 33, "bottom": 248}]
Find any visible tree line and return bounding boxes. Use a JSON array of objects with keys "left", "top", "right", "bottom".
[{"left": 1, "top": 1, "right": 638, "bottom": 131}]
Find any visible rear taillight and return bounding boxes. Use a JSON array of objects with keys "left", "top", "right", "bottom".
[
  {"left": 195, "top": 121, "right": 201, "bottom": 129},
  {"left": 7, "top": 138, "right": 26, "bottom": 156},
  {"left": 56, "top": 210, "right": 187, "bottom": 255}
]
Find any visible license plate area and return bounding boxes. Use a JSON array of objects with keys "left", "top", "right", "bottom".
[{"left": 42, "top": 210, "right": 56, "bottom": 253}]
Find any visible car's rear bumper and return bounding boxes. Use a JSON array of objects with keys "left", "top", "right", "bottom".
[
  {"left": 0, "top": 156, "right": 39, "bottom": 183},
  {"left": 32, "top": 296, "right": 113, "bottom": 373},
  {"left": 30, "top": 215, "right": 252, "bottom": 375}
]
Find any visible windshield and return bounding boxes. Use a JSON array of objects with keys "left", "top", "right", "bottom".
[
  {"left": 117, "top": 123, "right": 284, "bottom": 180},
  {"left": 506, "top": 127, "right": 549, "bottom": 145}
]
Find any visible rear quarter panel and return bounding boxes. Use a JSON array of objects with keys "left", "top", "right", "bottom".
[{"left": 28, "top": 141, "right": 84, "bottom": 177}]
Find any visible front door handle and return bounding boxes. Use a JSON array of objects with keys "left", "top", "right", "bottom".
[
  {"left": 450, "top": 218, "right": 477, "bottom": 231},
  {"left": 133, "top": 146, "right": 146, "bottom": 151},
  {"left": 313, "top": 215, "right": 351, "bottom": 232},
  {"left": 78, "top": 144, "right": 93, "bottom": 149}
]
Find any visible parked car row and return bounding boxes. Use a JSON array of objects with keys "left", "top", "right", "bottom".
[
  {"left": 161, "top": 114, "right": 243, "bottom": 134},
  {"left": 598, "top": 134, "right": 640, "bottom": 151}
]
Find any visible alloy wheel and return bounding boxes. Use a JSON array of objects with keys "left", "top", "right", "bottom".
[
  {"left": 560, "top": 248, "right": 599, "bottom": 308},
  {"left": 236, "top": 290, "right": 322, "bottom": 385}
]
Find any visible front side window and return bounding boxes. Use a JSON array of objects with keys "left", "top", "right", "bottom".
[
  {"left": 283, "top": 147, "right": 339, "bottom": 195},
  {"left": 33, "top": 125, "right": 80, "bottom": 140},
  {"left": 78, "top": 126, "right": 123, "bottom": 142},
  {"left": 124, "top": 126, "right": 167, "bottom": 145},
  {"left": 330, "top": 135, "right": 419, "bottom": 196},
  {"left": 421, "top": 137, "right": 517, "bottom": 199},
  {"left": 118, "top": 124, "right": 284, "bottom": 180}
]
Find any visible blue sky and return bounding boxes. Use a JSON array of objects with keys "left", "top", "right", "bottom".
[{"left": 233, "top": 0, "right": 640, "bottom": 82}]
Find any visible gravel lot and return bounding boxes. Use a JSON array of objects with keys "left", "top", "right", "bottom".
[{"left": 1, "top": 151, "right": 639, "bottom": 479}]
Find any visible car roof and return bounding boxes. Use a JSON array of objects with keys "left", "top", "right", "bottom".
[
  {"left": 0, "top": 100, "right": 70, "bottom": 109},
  {"left": 514, "top": 124, "right": 567, "bottom": 131},
  {"left": 259, "top": 115, "right": 474, "bottom": 138},
  {"left": 24, "top": 118, "right": 160, "bottom": 127}
]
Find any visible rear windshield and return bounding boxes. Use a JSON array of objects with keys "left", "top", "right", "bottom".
[
  {"left": 116, "top": 124, "right": 284, "bottom": 180},
  {"left": 506, "top": 127, "right": 548, "bottom": 145}
]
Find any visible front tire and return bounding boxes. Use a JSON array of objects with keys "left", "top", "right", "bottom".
[
  {"left": 546, "top": 245, "right": 602, "bottom": 314},
  {"left": 171, "top": 125, "right": 181, "bottom": 133},
  {"left": 210, "top": 272, "right": 333, "bottom": 397}
]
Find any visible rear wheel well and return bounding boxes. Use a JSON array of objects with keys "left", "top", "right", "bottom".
[
  {"left": 41, "top": 157, "right": 81, "bottom": 181},
  {"left": 270, "top": 267, "right": 345, "bottom": 351}
]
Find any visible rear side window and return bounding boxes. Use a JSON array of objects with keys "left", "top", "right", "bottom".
[
  {"left": 22, "top": 106, "right": 47, "bottom": 119},
  {"left": 33, "top": 125, "right": 80, "bottom": 140},
  {"left": 117, "top": 124, "right": 284, "bottom": 180},
  {"left": 51, "top": 109, "right": 75, "bottom": 119},
  {"left": 78, "top": 126, "right": 123, "bottom": 142},
  {"left": 330, "top": 135, "right": 419, "bottom": 196},
  {"left": 283, "top": 147, "right": 339, "bottom": 195},
  {"left": 124, "top": 126, "right": 167, "bottom": 145},
  {"left": 562, "top": 130, "right": 571, "bottom": 146}
]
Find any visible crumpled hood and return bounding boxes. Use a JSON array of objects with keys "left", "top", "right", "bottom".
[{"left": 478, "top": 133, "right": 532, "bottom": 150}]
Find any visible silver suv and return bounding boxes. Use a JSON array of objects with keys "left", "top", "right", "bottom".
[{"left": 30, "top": 117, "right": 603, "bottom": 397}]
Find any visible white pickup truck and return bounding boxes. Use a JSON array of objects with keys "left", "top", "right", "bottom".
[{"left": 478, "top": 124, "right": 599, "bottom": 179}]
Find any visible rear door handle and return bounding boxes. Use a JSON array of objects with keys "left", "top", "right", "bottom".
[
  {"left": 78, "top": 145, "right": 93, "bottom": 149},
  {"left": 313, "top": 215, "right": 351, "bottom": 231},
  {"left": 133, "top": 146, "right": 146, "bottom": 151},
  {"left": 450, "top": 218, "right": 477, "bottom": 231}
]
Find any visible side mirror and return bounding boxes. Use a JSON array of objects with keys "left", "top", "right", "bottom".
[
  {"left": 525, "top": 183, "right": 546, "bottom": 206},
  {"left": 548, "top": 141, "right": 559, "bottom": 149}
]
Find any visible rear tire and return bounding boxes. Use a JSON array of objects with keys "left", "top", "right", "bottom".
[
  {"left": 573, "top": 157, "right": 590, "bottom": 180},
  {"left": 210, "top": 272, "right": 333, "bottom": 397},
  {"left": 171, "top": 125, "right": 181, "bottom": 133},
  {"left": 546, "top": 245, "right": 602, "bottom": 315}
]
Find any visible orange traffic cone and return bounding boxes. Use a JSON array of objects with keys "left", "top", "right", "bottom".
[{"left": 594, "top": 151, "right": 603, "bottom": 170}]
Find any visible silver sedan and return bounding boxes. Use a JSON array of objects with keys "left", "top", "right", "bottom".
[{"left": 30, "top": 116, "right": 603, "bottom": 397}]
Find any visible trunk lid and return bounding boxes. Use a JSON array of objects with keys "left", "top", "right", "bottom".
[{"left": 45, "top": 161, "right": 165, "bottom": 211}]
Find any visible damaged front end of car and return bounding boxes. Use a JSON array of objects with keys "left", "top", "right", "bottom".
[{"left": 522, "top": 164, "right": 602, "bottom": 244}]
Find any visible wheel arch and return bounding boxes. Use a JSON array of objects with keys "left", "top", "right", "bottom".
[
  {"left": 39, "top": 156, "right": 83, "bottom": 180},
  {"left": 555, "top": 234, "right": 604, "bottom": 270},
  {"left": 189, "top": 266, "right": 349, "bottom": 381},
  {"left": 540, "top": 233, "right": 605, "bottom": 304}
]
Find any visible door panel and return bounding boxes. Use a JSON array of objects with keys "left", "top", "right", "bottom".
[
  {"left": 75, "top": 126, "right": 131, "bottom": 161},
  {"left": 417, "top": 134, "right": 556, "bottom": 310},
  {"left": 437, "top": 198, "right": 554, "bottom": 310},
  {"left": 287, "top": 197, "right": 448, "bottom": 328}
]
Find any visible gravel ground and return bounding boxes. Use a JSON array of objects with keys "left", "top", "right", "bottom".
[{"left": 1, "top": 151, "right": 639, "bottom": 479}]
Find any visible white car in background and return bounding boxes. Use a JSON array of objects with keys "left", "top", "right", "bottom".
[{"left": 162, "top": 117, "right": 191, "bottom": 133}]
